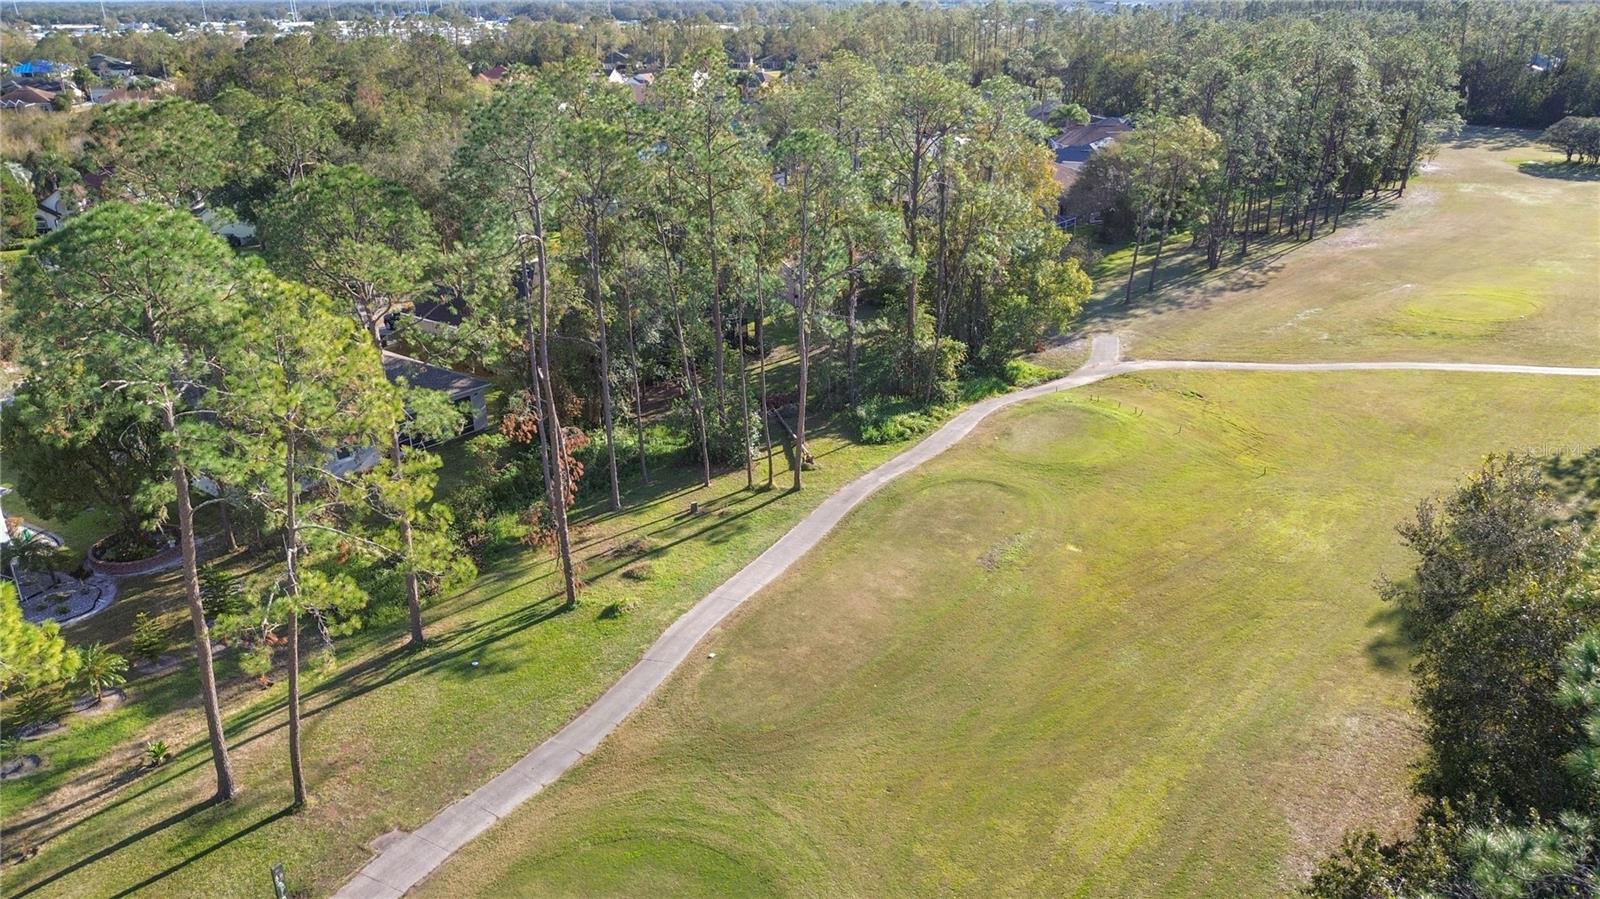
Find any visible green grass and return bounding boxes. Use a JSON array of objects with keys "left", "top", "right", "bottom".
[
  {"left": 416, "top": 371, "right": 1600, "bottom": 898},
  {"left": 1078, "top": 128, "right": 1600, "bottom": 365},
  {"left": 0, "top": 482, "right": 119, "bottom": 568},
  {"left": 0, "top": 409, "right": 990, "bottom": 899},
  {"left": 5, "top": 127, "right": 1597, "bottom": 898}
]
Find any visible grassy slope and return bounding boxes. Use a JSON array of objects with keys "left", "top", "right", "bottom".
[
  {"left": 1078, "top": 129, "right": 1599, "bottom": 365},
  {"left": 5, "top": 129, "right": 1594, "bottom": 896},
  {"left": 0, "top": 419, "right": 876, "bottom": 898},
  {"left": 418, "top": 371, "right": 1600, "bottom": 898},
  {"left": 0, "top": 390, "right": 1057, "bottom": 898},
  {"left": 410, "top": 129, "right": 1600, "bottom": 896}
]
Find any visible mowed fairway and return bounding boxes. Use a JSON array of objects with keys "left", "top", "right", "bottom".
[
  {"left": 1081, "top": 129, "right": 1600, "bottom": 365},
  {"left": 418, "top": 371, "right": 1600, "bottom": 897}
]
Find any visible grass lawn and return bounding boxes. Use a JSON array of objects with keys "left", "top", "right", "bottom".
[
  {"left": 0, "top": 386, "right": 1047, "bottom": 898},
  {"left": 415, "top": 370, "right": 1600, "bottom": 898},
  {"left": 1077, "top": 128, "right": 1600, "bottom": 366},
  {"left": 0, "top": 481, "right": 119, "bottom": 568},
  {"left": 4, "top": 126, "right": 1594, "bottom": 899}
]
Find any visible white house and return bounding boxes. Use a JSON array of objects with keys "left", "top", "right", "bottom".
[
  {"left": 196, "top": 204, "right": 258, "bottom": 247},
  {"left": 34, "top": 189, "right": 72, "bottom": 233}
]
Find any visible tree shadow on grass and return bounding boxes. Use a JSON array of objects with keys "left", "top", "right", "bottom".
[
  {"left": 10, "top": 764, "right": 172, "bottom": 850},
  {"left": 1077, "top": 197, "right": 1396, "bottom": 333},
  {"left": 188, "top": 486, "right": 789, "bottom": 749},
  {"left": 1546, "top": 448, "right": 1600, "bottom": 530},
  {"left": 1447, "top": 126, "right": 1539, "bottom": 151},
  {"left": 12, "top": 797, "right": 291, "bottom": 898},
  {"left": 5, "top": 436, "right": 816, "bottom": 887},
  {"left": 104, "top": 805, "right": 294, "bottom": 899},
  {"left": 1518, "top": 161, "right": 1600, "bottom": 182},
  {"left": 1364, "top": 601, "right": 1419, "bottom": 673}
]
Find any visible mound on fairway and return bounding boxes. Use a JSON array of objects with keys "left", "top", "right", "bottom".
[
  {"left": 1400, "top": 286, "right": 1539, "bottom": 320},
  {"left": 415, "top": 370, "right": 1600, "bottom": 898}
]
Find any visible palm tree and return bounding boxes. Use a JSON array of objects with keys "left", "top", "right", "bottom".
[
  {"left": 74, "top": 643, "right": 128, "bottom": 703},
  {"left": 2, "top": 530, "right": 65, "bottom": 573}
]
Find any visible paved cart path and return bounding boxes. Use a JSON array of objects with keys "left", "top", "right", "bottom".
[{"left": 334, "top": 336, "right": 1600, "bottom": 898}]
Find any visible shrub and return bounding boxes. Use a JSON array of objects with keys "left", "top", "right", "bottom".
[
  {"left": 519, "top": 500, "right": 556, "bottom": 548},
  {"left": 11, "top": 689, "right": 67, "bottom": 731},
  {"left": 144, "top": 739, "right": 171, "bottom": 767},
  {"left": 849, "top": 396, "right": 940, "bottom": 445},
  {"left": 198, "top": 566, "right": 247, "bottom": 620},
  {"left": 1005, "top": 359, "right": 1056, "bottom": 389},
  {"left": 74, "top": 643, "right": 128, "bottom": 700},
  {"left": 673, "top": 394, "right": 760, "bottom": 468},
  {"left": 94, "top": 529, "right": 169, "bottom": 564},
  {"left": 129, "top": 612, "right": 166, "bottom": 661},
  {"left": 239, "top": 643, "right": 274, "bottom": 686}
]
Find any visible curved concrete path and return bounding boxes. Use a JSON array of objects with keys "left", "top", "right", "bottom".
[{"left": 333, "top": 336, "right": 1600, "bottom": 898}]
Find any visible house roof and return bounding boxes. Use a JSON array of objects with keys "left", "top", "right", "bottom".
[
  {"left": 1052, "top": 162, "right": 1081, "bottom": 194},
  {"left": 10, "top": 60, "right": 68, "bottom": 77},
  {"left": 410, "top": 293, "right": 469, "bottom": 328},
  {"left": 382, "top": 351, "right": 488, "bottom": 399},
  {"left": 1049, "top": 115, "right": 1132, "bottom": 152},
  {"left": 1, "top": 86, "right": 56, "bottom": 105},
  {"left": 1026, "top": 99, "right": 1062, "bottom": 123},
  {"left": 476, "top": 64, "right": 508, "bottom": 84}
]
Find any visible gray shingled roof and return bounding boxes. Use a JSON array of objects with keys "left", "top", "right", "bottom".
[{"left": 382, "top": 351, "right": 489, "bottom": 398}]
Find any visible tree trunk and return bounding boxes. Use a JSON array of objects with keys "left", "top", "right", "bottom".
[
  {"left": 657, "top": 218, "right": 711, "bottom": 488},
  {"left": 671, "top": 304, "right": 711, "bottom": 488},
  {"left": 703, "top": 167, "right": 726, "bottom": 423},
  {"left": 845, "top": 243, "right": 859, "bottom": 407},
  {"left": 757, "top": 279, "right": 774, "bottom": 489},
  {"left": 1146, "top": 174, "right": 1182, "bottom": 293},
  {"left": 283, "top": 436, "right": 306, "bottom": 809},
  {"left": 164, "top": 401, "right": 236, "bottom": 803},
  {"left": 622, "top": 288, "right": 650, "bottom": 485},
  {"left": 793, "top": 175, "right": 811, "bottom": 492},
  {"left": 927, "top": 158, "right": 950, "bottom": 405},
  {"left": 287, "top": 606, "right": 304, "bottom": 806},
  {"left": 1398, "top": 132, "right": 1420, "bottom": 197},
  {"left": 793, "top": 305, "right": 809, "bottom": 491},
  {"left": 219, "top": 496, "right": 238, "bottom": 553},
  {"left": 905, "top": 142, "right": 924, "bottom": 395},
  {"left": 1122, "top": 203, "right": 1146, "bottom": 305},
  {"left": 736, "top": 294, "right": 753, "bottom": 490},
  {"left": 390, "top": 429, "right": 425, "bottom": 648},
  {"left": 363, "top": 317, "right": 426, "bottom": 649},
  {"left": 519, "top": 264, "right": 557, "bottom": 509},
  {"left": 586, "top": 215, "right": 621, "bottom": 512},
  {"left": 531, "top": 213, "right": 578, "bottom": 610}
]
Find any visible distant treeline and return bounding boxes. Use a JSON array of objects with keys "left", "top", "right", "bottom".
[{"left": 4, "top": 1, "right": 1597, "bottom": 128}]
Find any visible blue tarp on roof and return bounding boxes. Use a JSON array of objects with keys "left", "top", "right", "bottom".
[{"left": 11, "top": 60, "right": 69, "bottom": 76}]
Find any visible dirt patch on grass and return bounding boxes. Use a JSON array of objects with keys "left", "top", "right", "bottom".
[
  {"left": 601, "top": 537, "right": 655, "bottom": 561},
  {"left": 1278, "top": 706, "right": 1421, "bottom": 888},
  {"left": 70, "top": 689, "right": 128, "bottom": 716},
  {"left": 2, "top": 755, "right": 44, "bottom": 780},
  {"left": 978, "top": 531, "right": 1037, "bottom": 571}
]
